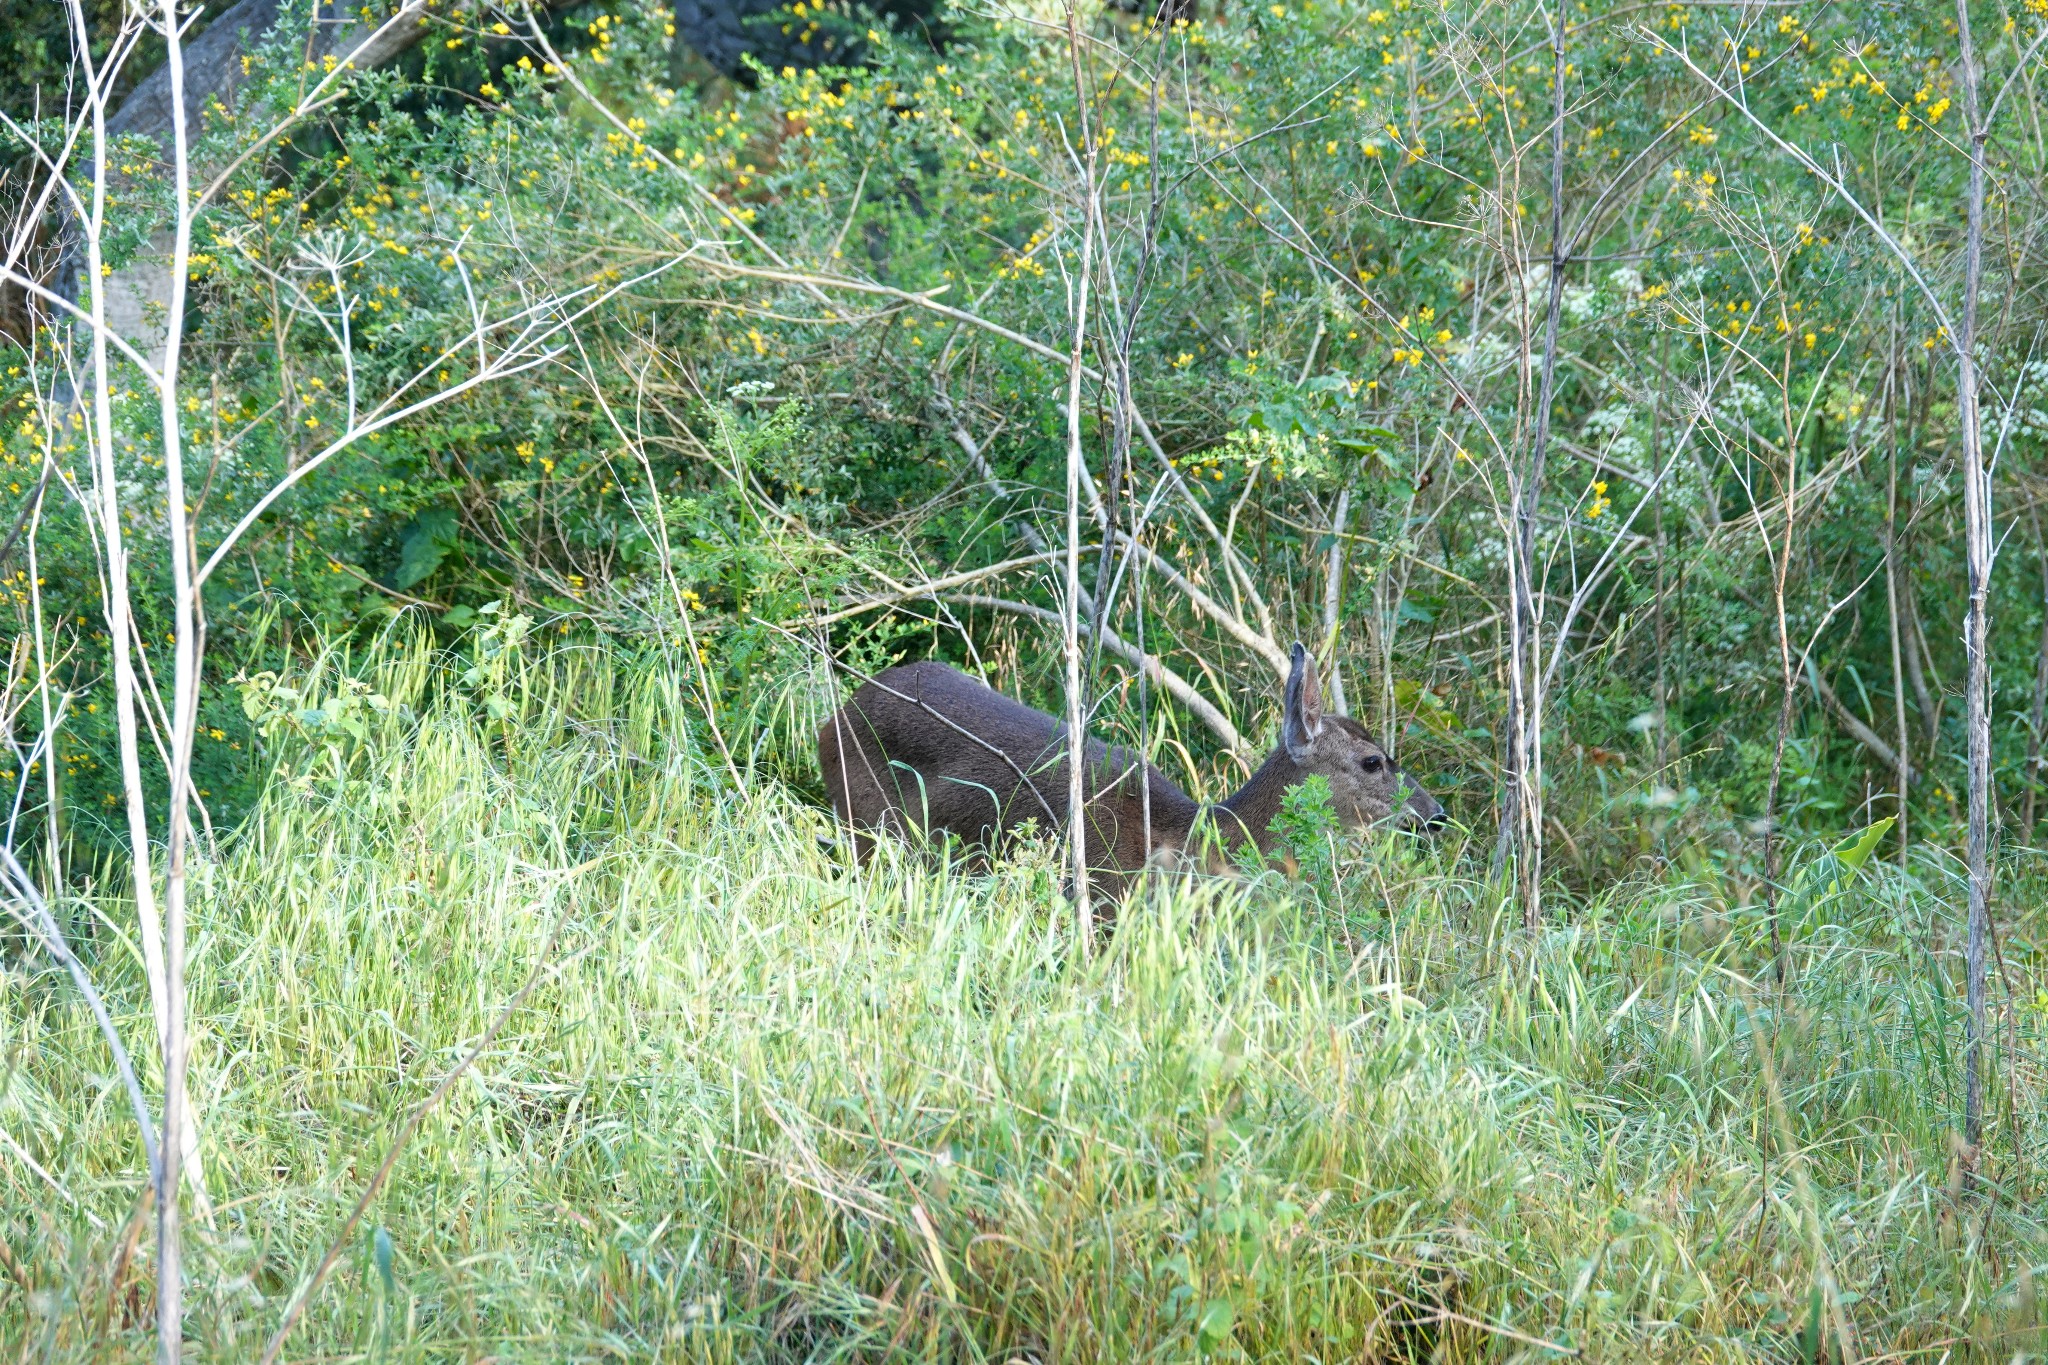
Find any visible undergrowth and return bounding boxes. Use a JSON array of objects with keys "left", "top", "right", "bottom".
[{"left": 3, "top": 641, "right": 2044, "bottom": 1361}]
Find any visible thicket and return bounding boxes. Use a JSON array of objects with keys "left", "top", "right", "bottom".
[
  {"left": 10, "top": 0, "right": 2048, "bottom": 864},
  {"left": 5, "top": 0, "right": 2048, "bottom": 1356}
]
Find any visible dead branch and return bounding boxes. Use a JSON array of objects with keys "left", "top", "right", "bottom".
[{"left": 951, "top": 593, "right": 1244, "bottom": 753}]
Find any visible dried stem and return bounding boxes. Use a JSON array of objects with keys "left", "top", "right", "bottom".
[
  {"left": 1953, "top": 0, "right": 1994, "bottom": 1162},
  {"left": 1062, "top": 4, "right": 1099, "bottom": 938}
]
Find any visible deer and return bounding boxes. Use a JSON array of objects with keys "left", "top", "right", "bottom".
[{"left": 817, "top": 642, "right": 1444, "bottom": 897}]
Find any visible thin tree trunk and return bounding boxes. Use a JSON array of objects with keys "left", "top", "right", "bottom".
[
  {"left": 1760, "top": 346, "right": 1799, "bottom": 986},
  {"left": 1672, "top": 379, "right": 1689, "bottom": 769},
  {"left": 1322, "top": 487, "right": 1351, "bottom": 716},
  {"left": 1136, "top": 558, "right": 1152, "bottom": 868},
  {"left": 28, "top": 482, "right": 61, "bottom": 887},
  {"left": 1499, "top": 0, "right": 1568, "bottom": 929},
  {"left": 1954, "top": 0, "right": 1994, "bottom": 1161},
  {"left": 153, "top": 0, "right": 199, "bottom": 1350},
  {"left": 1898, "top": 354, "right": 1942, "bottom": 753},
  {"left": 1903, "top": 577, "right": 1941, "bottom": 749},
  {"left": 2024, "top": 511, "right": 2048, "bottom": 843},
  {"left": 1063, "top": 6, "right": 1097, "bottom": 940},
  {"left": 1886, "top": 332, "right": 1912, "bottom": 867},
  {"left": 1651, "top": 330, "right": 1670, "bottom": 768},
  {"left": 69, "top": 0, "right": 171, "bottom": 1252}
]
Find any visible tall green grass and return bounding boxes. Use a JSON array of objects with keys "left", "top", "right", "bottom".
[{"left": 3, "top": 642, "right": 2043, "bottom": 1361}]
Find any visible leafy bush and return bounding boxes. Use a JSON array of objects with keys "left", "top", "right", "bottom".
[{"left": 9, "top": 0, "right": 2045, "bottom": 881}]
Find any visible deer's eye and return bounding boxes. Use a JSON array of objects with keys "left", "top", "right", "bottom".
[{"left": 1360, "top": 754, "right": 1385, "bottom": 773}]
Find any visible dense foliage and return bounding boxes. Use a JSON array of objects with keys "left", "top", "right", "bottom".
[
  {"left": 5, "top": 0, "right": 2048, "bottom": 1354},
  {"left": 10, "top": 0, "right": 2048, "bottom": 879}
]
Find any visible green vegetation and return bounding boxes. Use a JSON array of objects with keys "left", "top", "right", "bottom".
[
  {"left": 7, "top": 0, "right": 2047, "bottom": 848},
  {"left": 8, "top": 643, "right": 2044, "bottom": 1359},
  {"left": 6, "top": 0, "right": 2048, "bottom": 1354}
]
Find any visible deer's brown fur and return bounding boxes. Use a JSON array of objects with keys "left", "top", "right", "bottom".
[{"left": 817, "top": 643, "right": 1442, "bottom": 896}]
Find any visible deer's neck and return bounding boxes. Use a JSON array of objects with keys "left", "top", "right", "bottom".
[{"left": 1207, "top": 747, "right": 1299, "bottom": 854}]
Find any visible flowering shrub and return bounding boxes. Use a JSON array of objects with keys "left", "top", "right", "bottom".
[{"left": 3, "top": 0, "right": 2045, "bottom": 870}]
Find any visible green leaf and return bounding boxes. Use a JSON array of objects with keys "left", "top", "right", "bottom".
[
  {"left": 1272, "top": 774, "right": 1338, "bottom": 886},
  {"left": 1812, "top": 815, "right": 1895, "bottom": 903},
  {"left": 1797, "top": 1281, "right": 1823, "bottom": 1362},
  {"left": 1833, "top": 816, "right": 1894, "bottom": 873},
  {"left": 1196, "top": 1298, "right": 1235, "bottom": 1346},
  {"left": 373, "top": 1227, "right": 395, "bottom": 1297},
  {"left": 393, "top": 507, "right": 459, "bottom": 590}
]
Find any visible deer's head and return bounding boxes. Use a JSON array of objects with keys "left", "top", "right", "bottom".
[{"left": 1281, "top": 642, "right": 1445, "bottom": 831}]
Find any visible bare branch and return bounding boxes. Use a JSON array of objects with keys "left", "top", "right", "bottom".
[{"left": 952, "top": 594, "right": 1243, "bottom": 752}]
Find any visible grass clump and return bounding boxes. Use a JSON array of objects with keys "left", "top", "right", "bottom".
[{"left": 3, "top": 642, "right": 2044, "bottom": 1361}]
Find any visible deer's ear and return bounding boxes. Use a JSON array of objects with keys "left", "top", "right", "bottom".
[{"left": 1283, "top": 641, "right": 1324, "bottom": 761}]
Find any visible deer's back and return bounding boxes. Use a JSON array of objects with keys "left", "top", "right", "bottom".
[
  {"left": 846, "top": 660, "right": 1067, "bottom": 770},
  {"left": 818, "top": 661, "right": 1201, "bottom": 880}
]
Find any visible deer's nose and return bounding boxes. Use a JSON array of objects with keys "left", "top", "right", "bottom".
[{"left": 1407, "top": 789, "right": 1447, "bottom": 832}]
